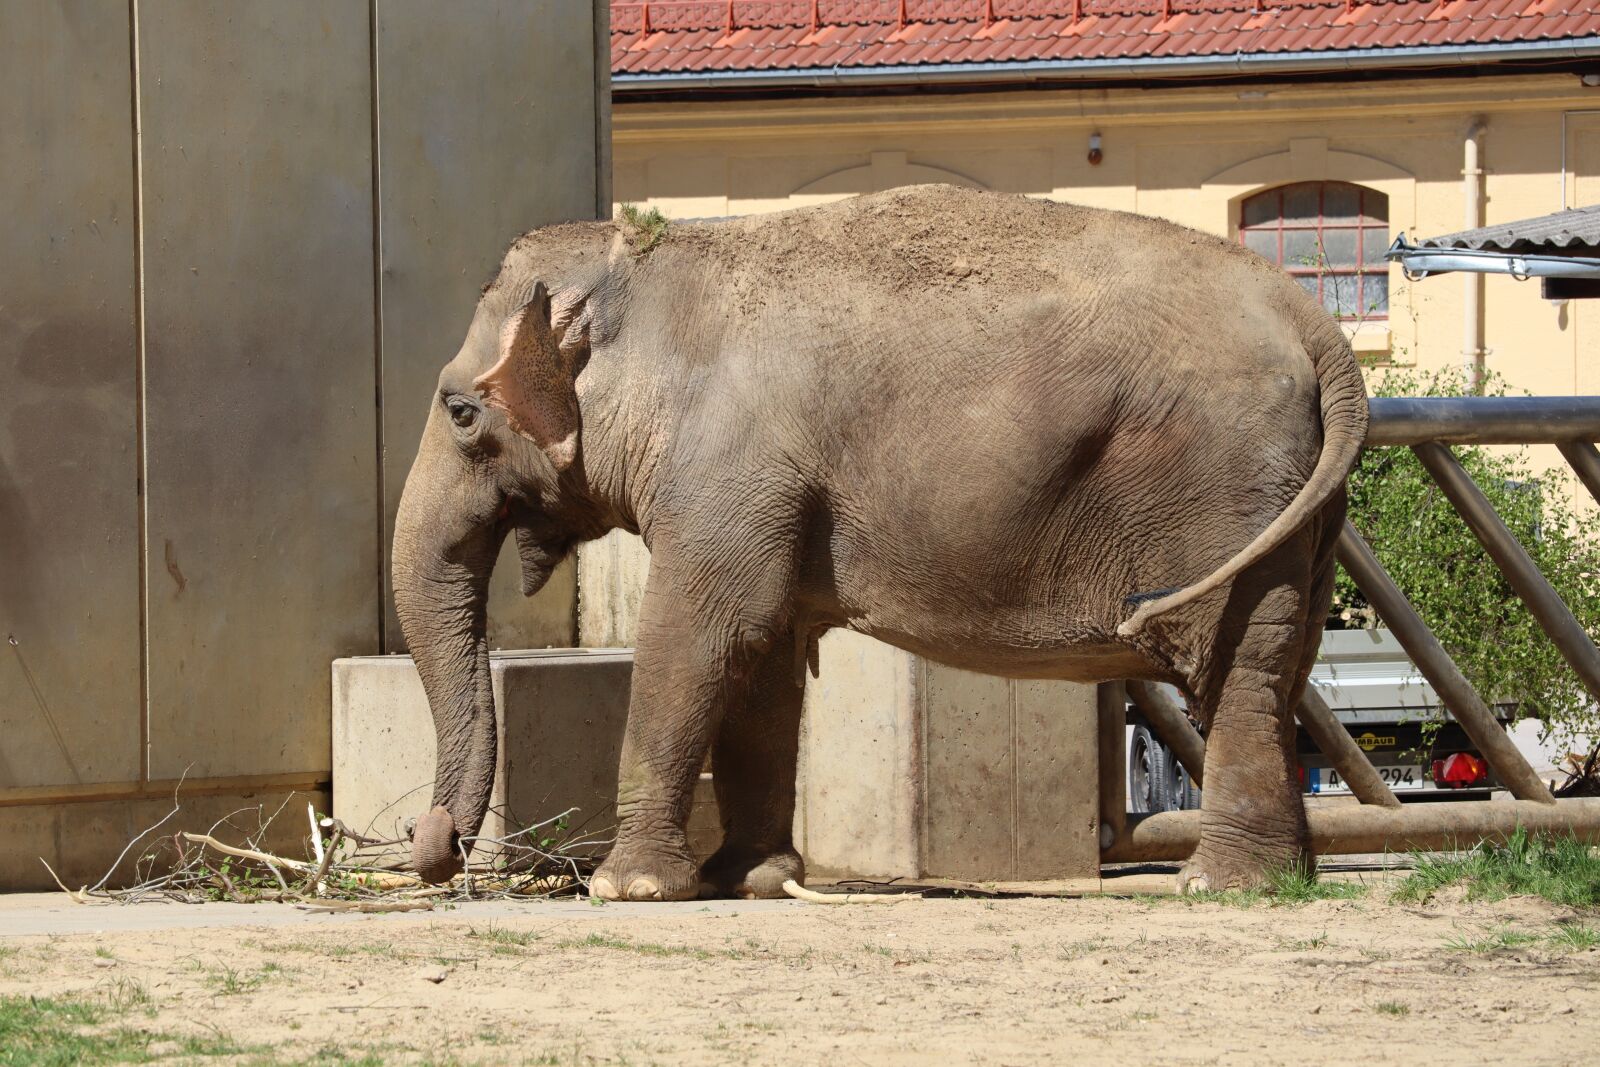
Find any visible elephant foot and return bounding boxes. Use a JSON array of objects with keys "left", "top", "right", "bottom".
[
  {"left": 697, "top": 844, "right": 804, "bottom": 900},
  {"left": 1177, "top": 835, "right": 1312, "bottom": 895},
  {"left": 589, "top": 846, "right": 701, "bottom": 902}
]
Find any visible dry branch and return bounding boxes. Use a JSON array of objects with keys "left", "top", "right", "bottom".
[{"left": 56, "top": 784, "right": 605, "bottom": 907}]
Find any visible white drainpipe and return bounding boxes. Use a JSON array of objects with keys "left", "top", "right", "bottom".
[{"left": 1462, "top": 116, "right": 1486, "bottom": 393}]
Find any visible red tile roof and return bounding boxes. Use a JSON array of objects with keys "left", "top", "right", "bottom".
[{"left": 610, "top": 1, "right": 1600, "bottom": 81}]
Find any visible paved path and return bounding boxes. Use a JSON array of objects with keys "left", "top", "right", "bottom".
[{"left": 0, "top": 891, "right": 803, "bottom": 937}]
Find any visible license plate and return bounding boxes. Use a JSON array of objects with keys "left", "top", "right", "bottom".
[{"left": 1310, "top": 764, "right": 1425, "bottom": 793}]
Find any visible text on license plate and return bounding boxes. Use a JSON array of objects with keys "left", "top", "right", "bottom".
[{"left": 1313, "top": 765, "right": 1425, "bottom": 792}]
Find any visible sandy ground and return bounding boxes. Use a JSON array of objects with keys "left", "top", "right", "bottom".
[{"left": 2, "top": 877, "right": 1596, "bottom": 1067}]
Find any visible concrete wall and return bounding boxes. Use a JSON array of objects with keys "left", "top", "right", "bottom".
[{"left": 0, "top": 0, "right": 610, "bottom": 889}]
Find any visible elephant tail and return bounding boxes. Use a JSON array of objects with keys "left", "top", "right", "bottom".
[{"left": 1116, "top": 314, "right": 1368, "bottom": 638}]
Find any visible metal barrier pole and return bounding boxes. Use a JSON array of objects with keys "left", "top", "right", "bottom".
[
  {"left": 1557, "top": 440, "right": 1600, "bottom": 508},
  {"left": 1366, "top": 396, "right": 1600, "bottom": 446},
  {"left": 1097, "top": 681, "right": 1128, "bottom": 851},
  {"left": 1335, "top": 522, "right": 1555, "bottom": 804},
  {"left": 1296, "top": 687, "right": 1402, "bottom": 808},
  {"left": 1103, "top": 797, "right": 1600, "bottom": 862},
  {"left": 1126, "top": 681, "right": 1206, "bottom": 788},
  {"left": 1413, "top": 442, "right": 1600, "bottom": 708}
]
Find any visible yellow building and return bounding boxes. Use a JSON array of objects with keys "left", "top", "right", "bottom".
[{"left": 608, "top": 1, "right": 1600, "bottom": 401}]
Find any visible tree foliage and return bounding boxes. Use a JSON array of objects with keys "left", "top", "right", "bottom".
[{"left": 1331, "top": 368, "right": 1600, "bottom": 752}]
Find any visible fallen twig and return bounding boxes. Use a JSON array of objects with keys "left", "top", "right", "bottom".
[
  {"left": 782, "top": 880, "right": 923, "bottom": 905},
  {"left": 38, "top": 859, "right": 89, "bottom": 904},
  {"left": 308, "top": 817, "right": 342, "bottom": 898},
  {"left": 180, "top": 832, "right": 317, "bottom": 874},
  {"left": 293, "top": 899, "right": 434, "bottom": 914}
]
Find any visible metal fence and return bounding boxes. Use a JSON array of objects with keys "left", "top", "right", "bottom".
[{"left": 1099, "top": 396, "right": 1600, "bottom": 864}]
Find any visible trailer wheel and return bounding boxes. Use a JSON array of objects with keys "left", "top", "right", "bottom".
[{"left": 1129, "top": 724, "right": 1179, "bottom": 813}]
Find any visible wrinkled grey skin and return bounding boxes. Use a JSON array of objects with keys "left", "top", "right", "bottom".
[{"left": 392, "top": 186, "right": 1367, "bottom": 899}]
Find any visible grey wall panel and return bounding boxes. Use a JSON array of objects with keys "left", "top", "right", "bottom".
[
  {"left": 138, "top": 1, "right": 378, "bottom": 779},
  {"left": 375, "top": 0, "right": 603, "bottom": 652},
  {"left": 0, "top": 1, "right": 142, "bottom": 790}
]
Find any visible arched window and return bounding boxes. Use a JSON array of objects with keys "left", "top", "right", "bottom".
[{"left": 1239, "top": 181, "right": 1389, "bottom": 320}]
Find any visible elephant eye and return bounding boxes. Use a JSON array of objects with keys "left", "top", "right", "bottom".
[{"left": 447, "top": 398, "right": 479, "bottom": 429}]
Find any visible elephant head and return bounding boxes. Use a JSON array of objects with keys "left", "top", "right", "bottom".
[{"left": 392, "top": 276, "right": 603, "bottom": 883}]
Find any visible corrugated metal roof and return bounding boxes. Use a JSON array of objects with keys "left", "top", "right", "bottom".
[
  {"left": 1414, "top": 205, "right": 1600, "bottom": 252},
  {"left": 610, "top": 1, "right": 1600, "bottom": 80}
]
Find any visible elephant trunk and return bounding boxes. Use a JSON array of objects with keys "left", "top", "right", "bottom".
[{"left": 391, "top": 468, "right": 504, "bottom": 885}]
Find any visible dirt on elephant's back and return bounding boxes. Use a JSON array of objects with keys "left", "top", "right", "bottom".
[
  {"left": 1, "top": 881, "right": 1592, "bottom": 1064},
  {"left": 665, "top": 184, "right": 1276, "bottom": 316}
]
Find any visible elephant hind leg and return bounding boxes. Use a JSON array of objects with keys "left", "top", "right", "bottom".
[
  {"left": 1178, "top": 553, "right": 1317, "bottom": 893},
  {"left": 698, "top": 632, "right": 806, "bottom": 900}
]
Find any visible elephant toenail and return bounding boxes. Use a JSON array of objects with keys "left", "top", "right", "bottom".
[
  {"left": 589, "top": 875, "right": 618, "bottom": 900},
  {"left": 626, "top": 877, "right": 662, "bottom": 900}
]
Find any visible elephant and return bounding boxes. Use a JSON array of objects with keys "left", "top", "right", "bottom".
[{"left": 391, "top": 184, "right": 1367, "bottom": 899}]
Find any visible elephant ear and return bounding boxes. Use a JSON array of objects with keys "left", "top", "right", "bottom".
[{"left": 473, "top": 281, "right": 590, "bottom": 472}]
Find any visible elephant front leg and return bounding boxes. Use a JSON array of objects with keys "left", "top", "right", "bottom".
[
  {"left": 698, "top": 634, "right": 805, "bottom": 899},
  {"left": 589, "top": 566, "right": 789, "bottom": 902}
]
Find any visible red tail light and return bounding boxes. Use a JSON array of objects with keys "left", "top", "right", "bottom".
[{"left": 1431, "top": 752, "right": 1488, "bottom": 788}]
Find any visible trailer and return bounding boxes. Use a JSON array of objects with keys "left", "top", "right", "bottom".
[{"left": 1127, "top": 628, "right": 1516, "bottom": 813}]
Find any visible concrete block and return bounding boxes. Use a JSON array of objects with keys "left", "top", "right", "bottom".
[
  {"left": 332, "top": 649, "right": 722, "bottom": 866},
  {"left": 798, "top": 631, "right": 1101, "bottom": 883},
  {"left": 332, "top": 649, "right": 634, "bottom": 852}
]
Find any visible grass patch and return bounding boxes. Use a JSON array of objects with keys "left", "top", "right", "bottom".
[
  {"left": 0, "top": 994, "right": 245, "bottom": 1065},
  {"left": 1275, "top": 933, "right": 1330, "bottom": 952},
  {"left": 1265, "top": 867, "right": 1369, "bottom": 904},
  {"left": 558, "top": 932, "right": 714, "bottom": 960},
  {"left": 205, "top": 961, "right": 287, "bottom": 997},
  {"left": 1445, "top": 927, "right": 1542, "bottom": 954},
  {"left": 617, "top": 203, "right": 670, "bottom": 256},
  {"left": 290, "top": 1048, "right": 389, "bottom": 1067},
  {"left": 1058, "top": 938, "right": 1105, "bottom": 961},
  {"left": 1164, "top": 865, "right": 1370, "bottom": 908},
  {"left": 1392, "top": 830, "right": 1600, "bottom": 907},
  {"left": 466, "top": 926, "right": 542, "bottom": 951},
  {"left": 1374, "top": 1001, "right": 1410, "bottom": 1016},
  {"left": 99, "top": 979, "right": 152, "bottom": 1017},
  {"left": 1446, "top": 922, "right": 1599, "bottom": 954},
  {"left": 554, "top": 932, "right": 776, "bottom": 963},
  {"left": 259, "top": 939, "right": 404, "bottom": 961},
  {"left": 1547, "top": 922, "right": 1600, "bottom": 950}
]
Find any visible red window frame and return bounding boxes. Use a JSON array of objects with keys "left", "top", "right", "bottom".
[{"left": 1238, "top": 181, "right": 1388, "bottom": 321}]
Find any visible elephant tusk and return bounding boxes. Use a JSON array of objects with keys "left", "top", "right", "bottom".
[{"left": 781, "top": 879, "right": 923, "bottom": 905}]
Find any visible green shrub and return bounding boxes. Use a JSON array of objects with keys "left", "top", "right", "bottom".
[{"left": 1332, "top": 367, "right": 1600, "bottom": 752}]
